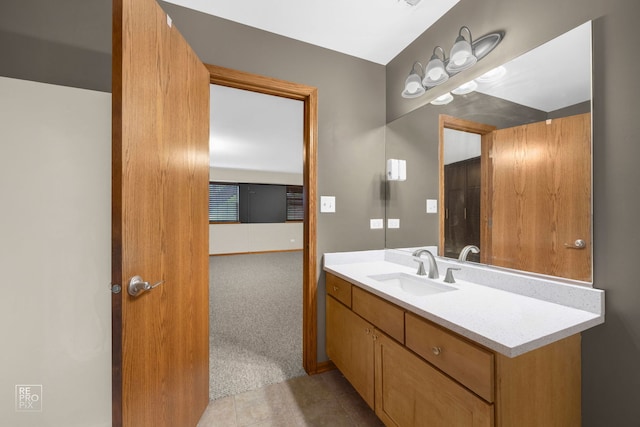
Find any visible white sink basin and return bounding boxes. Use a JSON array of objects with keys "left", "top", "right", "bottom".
[{"left": 368, "top": 272, "right": 457, "bottom": 297}]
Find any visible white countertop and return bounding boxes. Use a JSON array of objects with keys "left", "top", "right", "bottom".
[{"left": 324, "top": 250, "right": 605, "bottom": 357}]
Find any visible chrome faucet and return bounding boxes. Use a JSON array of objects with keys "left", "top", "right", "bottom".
[
  {"left": 458, "top": 245, "right": 480, "bottom": 262},
  {"left": 412, "top": 249, "right": 439, "bottom": 279}
]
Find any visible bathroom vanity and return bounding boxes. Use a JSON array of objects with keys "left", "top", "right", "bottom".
[{"left": 324, "top": 249, "right": 604, "bottom": 427}]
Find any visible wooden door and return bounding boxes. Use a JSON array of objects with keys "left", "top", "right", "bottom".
[
  {"left": 112, "top": 0, "right": 210, "bottom": 425},
  {"left": 326, "top": 296, "right": 375, "bottom": 408},
  {"left": 444, "top": 157, "right": 481, "bottom": 261},
  {"left": 489, "top": 113, "right": 591, "bottom": 281},
  {"left": 445, "top": 161, "right": 467, "bottom": 258}
]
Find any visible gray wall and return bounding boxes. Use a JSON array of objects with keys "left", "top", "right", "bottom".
[
  {"left": 385, "top": 92, "right": 548, "bottom": 249},
  {"left": 0, "top": 0, "right": 112, "bottom": 92},
  {"left": 155, "top": 3, "right": 387, "bottom": 363},
  {"left": 156, "top": 3, "right": 387, "bottom": 260},
  {"left": 387, "top": 0, "right": 640, "bottom": 424}
]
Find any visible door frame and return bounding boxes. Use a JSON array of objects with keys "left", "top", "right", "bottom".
[
  {"left": 206, "top": 64, "right": 319, "bottom": 373},
  {"left": 439, "top": 115, "right": 495, "bottom": 264}
]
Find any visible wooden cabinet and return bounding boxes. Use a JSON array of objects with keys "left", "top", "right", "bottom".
[
  {"left": 352, "top": 286, "right": 404, "bottom": 343},
  {"left": 405, "top": 312, "right": 494, "bottom": 402},
  {"left": 493, "top": 334, "right": 581, "bottom": 427},
  {"left": 326, "top": 273, "right": 352, "bottom": 307},
  {"left": 326, "top": 294, "right": 374, "bottom": 408},
  {"left": 325, "top": 273, "right": 581, "bottom": 427},
  {"left": 375, "top": 331, "right": 493, "bottom": 427}
]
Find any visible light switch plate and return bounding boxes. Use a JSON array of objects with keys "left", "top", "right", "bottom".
[
  {"left": 320, "top": 196, "right": 336, "bottom": 213},
  {"left": 370, "top": 219, "right": 384, "bottom": 229},
  {"left": 426, "top": 199, "right": 438, "bottom": 213},
  {"left": 388, "top": 218, "right": 400, "bottom": 229}
]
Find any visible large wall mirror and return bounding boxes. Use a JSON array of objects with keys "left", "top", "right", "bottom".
[{"left": 385, "top": 21, "right": 592, "bottom": 283}]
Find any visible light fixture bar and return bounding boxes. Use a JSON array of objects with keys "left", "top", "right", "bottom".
[{"left": 400, "top": 28, "right": 504, "bottom": 100}]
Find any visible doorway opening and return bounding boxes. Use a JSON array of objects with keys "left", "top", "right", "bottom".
[
  {"left": 442, "top": 128, "right": 482, "bottom": 262},
  {"left": 438, "top": 115, "right": 495, "bottom": 264},
  {"left": 206, "top": 64, "right": 319, "bottom": 399}
]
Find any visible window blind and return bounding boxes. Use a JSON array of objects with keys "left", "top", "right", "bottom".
[
  {"left": 286, "top": 186, "right": 304, "bottom": 221},
  {"left": 209, "top": 182, "right": 239, "bottom": 222}
]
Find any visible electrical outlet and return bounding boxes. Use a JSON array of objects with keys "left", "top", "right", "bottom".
[
  {"left": 426, "top": 199, "right": 438, "bottom": 213},
  {"left": 388, "top": 218, "right": 400, "bottom": 229},
  {"left": 370, "top": 219, "right": 384, "bottom": 229}
]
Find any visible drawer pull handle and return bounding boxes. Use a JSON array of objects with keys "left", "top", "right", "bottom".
[
  {"left": 432, "top": 346, "right": 442, "bottom": 356},
  {"left": 333, "top": 286, "right": 338, "bottom": 292}
]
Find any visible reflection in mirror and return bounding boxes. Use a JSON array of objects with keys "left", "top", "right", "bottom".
[
  {"left": 442, "top": 128, "right": 481, "bottom": 262},
  {"left": 385, "top": 21, "right": 592, "bottom": 283}
]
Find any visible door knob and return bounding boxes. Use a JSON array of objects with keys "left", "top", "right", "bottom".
[
  {"left": 128, "top": 275, "right": 164, "bottom": 297},
  {"left": 564, "top": 239, "right": 587, "bottom": 249}
]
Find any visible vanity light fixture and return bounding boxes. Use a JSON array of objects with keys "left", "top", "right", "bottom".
[
  {"left": 430, "top": 92, "right": 454, "bottom": 105},
  {"left": 423, "top": 47, "right": 449, "bottom": 87},
  {"left": 402, "top": 62, "right": 426, "bottom": 98},
  {"left": 401, "top": 27, "right": 504, "bottom": 99},
  {"left": 446, "top": 26, "right": 477, "bottom": 73},
  {"left": 451, "top": 80, "right": 478, "bottom": 95}
]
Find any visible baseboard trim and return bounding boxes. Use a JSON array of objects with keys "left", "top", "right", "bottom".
[{"left": 314, "top": 360, "right": 336, "bottom": 375}]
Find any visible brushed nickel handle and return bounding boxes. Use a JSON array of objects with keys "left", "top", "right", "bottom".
[
  {"left": 128, "top": 275, "right": 164, "bottom": 297},
  {"left": 564, "top": 239, "right": 586, "bottom": 249},
  {"left": 432, "top": 346, "right": 442, "bottom": 356}
]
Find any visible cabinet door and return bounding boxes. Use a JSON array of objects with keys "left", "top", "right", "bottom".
[
  {"left": 375, "top": 331, "right": 493, "bottom": 427},
  {"left": 326, "top": 295, "right": 375, "bottom": 408}
]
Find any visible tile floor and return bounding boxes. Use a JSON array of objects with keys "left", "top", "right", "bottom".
[{"left": 197, "top": 370, "right": 385, "bottom": 427}]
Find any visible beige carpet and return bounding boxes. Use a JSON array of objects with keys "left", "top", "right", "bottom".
[{"left": 209, "top": 251, "right": 307, "bottom": 400}]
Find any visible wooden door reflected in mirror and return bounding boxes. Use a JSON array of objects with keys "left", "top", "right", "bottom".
[{"left": 439, "top": 113, "right": 592, "bottom": 281}]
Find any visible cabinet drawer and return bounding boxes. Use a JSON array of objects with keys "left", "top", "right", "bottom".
[
  {"left": 375, "top": 331, "right": 493, "bottom": 427},
  {"left": 405, "top": 312, "right": 494, "bottom": 402},
  {"left": 326, "top": 273, "right": 352, "bottom": 307},
  {"left": 352, "top": 287, "right": 404, "bottom": 343}
]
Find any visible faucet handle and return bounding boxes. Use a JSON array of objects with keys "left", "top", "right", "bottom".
[
  {"left": 414, "top": 259, "right": 427, "bottom": 276},
  {"left": 444, "top": 267, "right": 461, "bottom": 283}
]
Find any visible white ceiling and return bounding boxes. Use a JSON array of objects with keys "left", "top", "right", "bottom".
[
  {"left": 196, "top": 1, "right": 591, "bottom": 173},
  {"left": 177, "top": 0, "right": 461, "bottom": 173},
  {"left": 163, "top": 0, "right": 460, "bottom": 65},
  {"left": 209, "top": 85, "right": 303, "bottom": 174}
]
